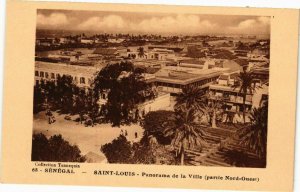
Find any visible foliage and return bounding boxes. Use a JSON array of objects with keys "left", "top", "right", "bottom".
[
  {"left": 55, "top": 75, "right": 77, "bottom": 113},
  {"left": 164, "top": 104, "right": 208, "bottom": 165},
  {"left": 175, "top": 85, "right": 206, "bottom": 111},
  {"left": 93, "top": 61, "right": 154, "bottom": 127},
  {"left": 237, "top": 102, "right": 268, "bottom": 159},
  {"left": 33, "top": 83, "right": 46, "bottom": 114},
  {"left": 72, "top": 86, "right": 100, "bottom": 125},
  {"left": 202, "top": 95, "right": 225, "bottom": 128},
  {"left": 33, "top": 76, "right": 99, "bottom": 125},
  {"left": 186, "top": 46, "right": 206, "bottom": 58},
  {"left": 33, "top": 75, "right": 77, "bottom": 114},
  {"left": 233, "top": 70, "right": 259, "bottom": 123},
  {"left": 223, "top": 149, "right": 265, "bottom": 168},
  {"left": 100, "top": 133, "right": 177, "bottom": 165},
  {"left": 130, "top": 142, "right": 177, "bottom": 165},
  {"left": 137, "top": 47, "right": 145, "bottom": 58},
  {"left": 130, "top": 143, "right": 156, "bottom": 164},
  {"left": 31, "top": 133, "right": 86, "bottom": 162},
  {"left": 142, "top": 110, "right": 176, "bottom": 145},
  {"left": 101, "top": 135, "right": 133, "bottom": 163}
]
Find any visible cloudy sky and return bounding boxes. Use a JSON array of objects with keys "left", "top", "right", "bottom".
[{"left": 37, "top": 9, "right": 270, "bottom": 35}]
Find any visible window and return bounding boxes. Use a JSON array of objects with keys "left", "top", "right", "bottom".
[
  {"left": 45, "top": 72, "right": 49, "bottom": 79},
  {"left": 51, "top": 73, "right": 55, "bottom": 79},
  {"left": 80, "top": 77, "right": 85, "bottom": 84},
  {"left": 35, "top": 71, "right": 39, "bottom": 77},
  {"left": 40, "top": 71, "right": 44, "bottom": 78},
  {"left": 56, "top": 74, "right": 60, "bottom": 79}
]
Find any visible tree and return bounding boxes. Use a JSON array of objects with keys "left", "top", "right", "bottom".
[
  {"left": 93, "top": 61, "right": 153, "bottom": 127},
  {"left": 203, "top": 95, "right": 224, "bottom": 128},
  {"left": 85, "top": 88, "right": 100, "bottom": 125},
  {"left": 33, "top": 82, "right": 45, "bottom": 114},
  {"left": 233, "top": 70, "right": 258, "bottom": 123},
  {"left": 130, "top": 143, "right": 156, "bottom": 164},
  {"left": 74, "top": 89, "right": 87, "bottom": 124},
  {"left": 142, "top": 110, "right": 176, "bottom": 145},
  {"left": 36, "top": 75, "right": 77, "bottom": 114},
  {"left": 130, "top": 142, "right": 177, "bottom": 165},
  {"left": 237, "top": 101, "right": 268, "bottom": 160},
  {"left": 164, "top": 104, "right": 207, "bottom": 165},
  {"left": 55, "top": 75, "right": 77, "bottom": 113},
  {"left": 101, "top": 135, "right": 133, "bottom": 163},
  {"left": 186, "top": 46, "right": 206, "bottom": 58},
  {"left": 31, "top": 133, "right": 86, "bottom": 162},
  {"left": 137, "top": 47, "right": 145, "bottom": 58},
  {"left": 175, "top": 85, "right": 206, "bottom": 111}
]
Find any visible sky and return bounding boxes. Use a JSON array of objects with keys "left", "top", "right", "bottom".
[{"left": 37, "top": 9, "right": 270, "bottom": 35}]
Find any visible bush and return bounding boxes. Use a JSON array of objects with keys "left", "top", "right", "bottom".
[
  {"left": 142, "top": 110, "right": 176, "bottom": 145},
  {"left": 101, "top": 134, "right": 177, "bottom": 165},
  {"left": 130, "top": 143, "right": 156, "bottom": 164},
  {"left": 31, "top": 133, "right": 86, "bottom": 162},
  {"left": 101, "top": 135, "right": 133, "bottom": 163}
]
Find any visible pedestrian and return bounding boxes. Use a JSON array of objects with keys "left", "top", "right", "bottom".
[
  {"left": 51, "top": 115, "right": 56, "bottom": 123},
  {"left": 46, "top": 110, "right": 52, "bottom": 124},
  {"left": 125, "top": 130, "right": 128, "bottom": 137},
  {"left": 135, "top": 132, "right": 138, "bottom": 139}
]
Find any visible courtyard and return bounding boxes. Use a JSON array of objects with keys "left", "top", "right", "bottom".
[{"left": 33, "top": 111, "right": 144, "bottom": 163}]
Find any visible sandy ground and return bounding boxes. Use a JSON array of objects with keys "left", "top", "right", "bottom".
[{"left": 33, "top": 111, "right": 144, "bottom": 163}]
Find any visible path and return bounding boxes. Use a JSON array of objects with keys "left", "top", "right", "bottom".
[{"left": 33, "top": 111, "right": 144, "bottom": 163}]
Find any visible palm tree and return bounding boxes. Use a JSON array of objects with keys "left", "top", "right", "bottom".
[
  {"left": 233, "top": 70, "right": 258, "bottom": 123},
  {"left": 137, "top": 47, "right": 145, "bottom": 59},
  {"left": 237, "top": 101, "right": 268, "bottom": 159},
  {"left": 175, "top": 85, "right": 206, "bottom": 111},
  {"left": 164, "top": 104, "right": 207, "bottom": 165},
  {"left": 202, "top": 95, "right": 224, "bottom": 128}
]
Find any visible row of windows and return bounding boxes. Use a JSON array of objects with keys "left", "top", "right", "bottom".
[
  {"left": 35, "top": 70, "right": 55, "bottom": 79},
  {"left": 35, "top": 70, "right": 90, "bottom": 85},
  {"left": 156, "top": 82, "right": 182, "bottom": 88},
  {"left": 156, "top": 76, "right": 218, "bottom": 89},
  {"left": 191, "top": 77, "right": 218, "bottom": 87}
]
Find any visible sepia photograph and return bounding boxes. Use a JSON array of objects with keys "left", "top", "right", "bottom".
[{"left": 31, "top": 9, "right": 270, "bottom": 168}]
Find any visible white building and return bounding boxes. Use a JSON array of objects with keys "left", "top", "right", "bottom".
[
  {"left": 34, "top": 61, "right": 98, "bottom": 88},
  {"left": 209, "top": 71, "right": 268, "bottom": 115},
  {"left": 108, "top": 38, "right": 125, "bottom": 44},
  {"left": 80, "top": 39, "right": 94, "bottom": 44}
]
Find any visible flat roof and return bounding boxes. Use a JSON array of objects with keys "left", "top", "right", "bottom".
[
  {"left": 35, "top": 61, "right": 99, "bottom": 77},
  {"left": 155, "top": 67, "right": 222, "bottom": 85},
  {"left": 209, "top": 84, "right": 269, "bottom": 95}
]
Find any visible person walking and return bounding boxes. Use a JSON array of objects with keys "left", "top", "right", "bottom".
[{"left": 46, "top": 110, "right": 52, "bottom": 124}]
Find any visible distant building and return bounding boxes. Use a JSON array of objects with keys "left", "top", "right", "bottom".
[
  {"left": 93, "top": 48, "right": 118, "bottom": 57},
  {"left": 107, "top": 38, "right": 125, "bottom": 44},
  {"left": 216, "top": 70, "right": 240, "bottom": 86},
  {"left": 36, "top": 38, "right": 56, "bottom": 46},
  {"left": 147, "top": 48, "right": 176, "bottom": 61},
  {"left": 209, "top": 72, "right": 268, "bottom": 115},
  {"left": 34, "top": 61, "right": 98, "bottom": 88},
  {"left": 48, "top": 54, "right": 78, "bottom": 62},
  {"left": 80, "top": 38, "right": 94, "bottom": 44},
  {"left": 125, "top": 48, "right": 176, "bottom": 61},
  {"left": 59, "top": 37, "right": 69, "bottom": 44},
  {"left": 178, "top": 58, "right": 217, "bottom": 69},
  {"left": 251, "top": 67, "right": 269, "bottom": 83},
  {"left": 154, "top": 66, "right": 226, "bottom": 94}
]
